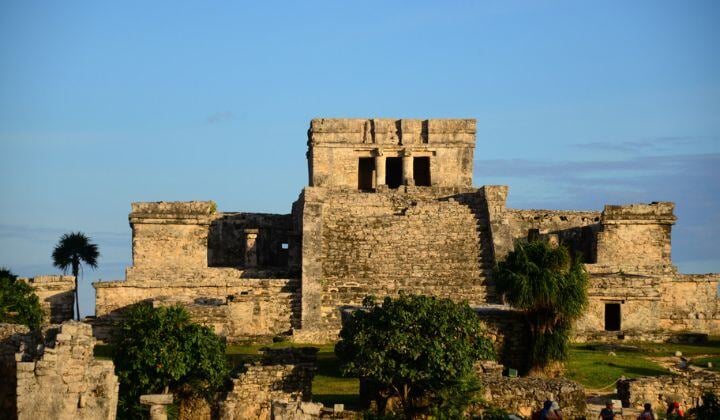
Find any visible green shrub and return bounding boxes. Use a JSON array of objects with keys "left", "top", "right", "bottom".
[
  {"left": 336, "top": 294, "right": 495, "bottom": 417},
  {"left": 0, "top": 267, "right": 43, "bottom": 330},
  {"left": 112, "top": 303, "right": 229, "bottom": 419}
]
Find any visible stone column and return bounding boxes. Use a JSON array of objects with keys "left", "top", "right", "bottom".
[
  {"left": 402, "top": 150, "right": 414, "bottom": 186},
  {"left": 244, "top": 228, "right": 259, "bottom": 268},
  {"left": 374, "top": 149, "right": 386, "bottom": 188},
  {"left": 140, "top": 394, "right": 173, "bottom": 420}
]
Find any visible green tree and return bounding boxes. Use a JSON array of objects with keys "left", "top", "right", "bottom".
[
  {"left": 0, "top": 267, "right": 43, "bottom": 330},
  {"left": 112, "top": 303, "right": 229, "bottom": 419},
  {"left": 494, "top": 240, "right": 588, "bottom": 375},
  {"left": 52, "top": 232, "right": 99, "bottom": 320},
  {"left": 335, "top": 294, "right": 495, "bottom": 418}
]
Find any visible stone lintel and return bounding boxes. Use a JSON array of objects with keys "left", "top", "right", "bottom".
[
  {"left": 129, "top": 201, "right": 216, "bottom": 225},
  {"left": 308, "top": 118, "right": 476, "bottom": 145},
  {"left": 602, "top": 202, "right": 676, "bottom": 225},
  {"left": 140, "top": 394, "right": 173, "bottom": 406}
]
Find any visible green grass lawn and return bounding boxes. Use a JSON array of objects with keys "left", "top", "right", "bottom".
[
  {"left": 565, "top": 346, "right": 669, "bottom": 389},
  {"left": 566, "top": 338, "right": 720, "bottom": 389},
  {"left": 691, "top": 356, "right": 720, "bottom": 372}
]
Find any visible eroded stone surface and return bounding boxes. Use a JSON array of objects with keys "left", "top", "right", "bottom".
[{"left": 15, "top": 321, "right": 118, "bottom": 420}]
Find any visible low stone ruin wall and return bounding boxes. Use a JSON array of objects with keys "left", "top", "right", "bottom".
[
  {"left": 618, "top": 372, "right": 720, "bottom": 410},
  {"left": 15, "top": 321, "right": 119, "bottom": 420},
  {"left": 93, "top": 275, "right": 300, "bottom": 342},
  {"left": 0, "top": 324, "right": 38, "bottom": 419},
  {"left": 219, "top": 347, "right": 317, "bottom": 420},
  {"left": 19, "top": 275, "right": 75, "bottom": 324},
  {"left": 478, "top": 373, "right": 586, "bottom": 418}
]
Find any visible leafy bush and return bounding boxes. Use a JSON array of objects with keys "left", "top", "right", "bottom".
[
  {"left": 495, "top": 240, "right": 588, "bottom": 374},
  {"left": 112, "top": 303, "right": 229, "bottom": 419},
  {"left": 0, "top": 267, "right": 43, "bottom": 330},
  {"left": 336, "top": 294, "right": 495, "bottom": 417}
]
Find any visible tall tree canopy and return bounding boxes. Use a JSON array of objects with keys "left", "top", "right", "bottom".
[
  {"left": 0, "top": 267, "right": 43, "bottom": 330},
  {"left": 52, "top": 232, "right": 99, "bottom": 320},
  {"left": 495, "top": 240, "right": 588, "bottom": 375},
  {"left": 336, "top": 294, "right": 495, "bottom": 417}
]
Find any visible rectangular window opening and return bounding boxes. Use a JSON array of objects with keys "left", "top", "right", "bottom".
[
  {"left": 358, "top": 158, "right": 375, "bottom": 191},
  {"left": 604, "top": 303, "right": 621, "bottom": 331},
  {"left": 413, "top": 157, "right": 431, "bottom": 186},
  {"left": 281, "top": 242, "right": 289, "bottom": 250},
  {"left": 385, "top": 157, "right": 403, "bottom": 189}
]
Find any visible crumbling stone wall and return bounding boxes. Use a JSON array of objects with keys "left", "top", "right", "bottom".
[
  {"left": 618, "top": 372, "right": 720, "bottom": 410},
  {"left": 659, "top": 274, "right": 720, "bottom": 335},
  {"left": 595, "top": 202, "right": 675, "bottom": 269},
  {"left": 15, "top": 321, "right": 118, "bottom": 420},
  {"left": 94, "top": 276, "right": 299, "bottom": 342},
  {"left": 219, "top": 347, "right": 316, "bottom": 420},
  {"left": 295, "top": 186, "right": 496, "bottom": 337},
  {"left": 0, "top": 324, "right": 38, "bottom": 420},
  {"left": 208, "top": 212, "right": 292, "bottom": 268},
  {"left": 507, "top": 209, "right": 601, "bottom": 263},
  {"left": 478, "top": 373, "right": 586, "bottom": 418},
  {"left": 19, "top": 275, "right": 75, "bottom": 323}
]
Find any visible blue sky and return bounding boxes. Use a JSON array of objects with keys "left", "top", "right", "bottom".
[{"left": 1, "top": 1, "right": 718, "bottom": 316}]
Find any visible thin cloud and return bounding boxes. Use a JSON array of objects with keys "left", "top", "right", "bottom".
[
  {"left": 206, "top": 111, "right": 235, "bottom": 124},
  {"left": 572, "top": 136, "right": 718, "bottom": 153}
]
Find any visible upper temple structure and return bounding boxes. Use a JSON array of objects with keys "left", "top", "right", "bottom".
[{"left": 92, "top": 118, "right": 719, "bottom": 350}]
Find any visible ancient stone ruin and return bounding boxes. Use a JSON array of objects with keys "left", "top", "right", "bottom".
[
  {"left": 18, "top": 275, "right": 75, "bottom": 324},
  {"left": 91, "top": 118, "right": 719, "bottom": 346},
  {"left": 10, "top": 321, "right": 119, "bottom": 420}
]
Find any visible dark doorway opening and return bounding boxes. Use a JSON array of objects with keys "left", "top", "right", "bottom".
[
  {"left": 604, "top": 303, "right": 621, "bottom": 331},
  {"left": 413, "top": 157, "right": 431, "bottom": 186},
  {"left": 358, "top": 158, "right": 375, "bottom": 191},
  {"left": 386, "top": 157, "right": 403, "bottom": 189}
]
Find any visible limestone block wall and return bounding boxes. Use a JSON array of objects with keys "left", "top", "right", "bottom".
[
  {"left": 208, "top": 212, "right": 292, "bottom": 268},
  {"left": 478, "top": 375, "right": 586, "bottom": 419},
  {"left": 507, "top": 209, "right": 601, "bottom": 262},
  {"left": 296, "top": 186, "right": 496, "bottom": 335},
  {"left": 307, "top": 118, "right": 475, "bottom": 189},
  {"left": 219, "top": 348, "right": 316, "bottom": 420},
  {"left": 474, "top": 306, "right": 529, "bottom": 370},
  {"left": 618, "top": 372, "right": 720, "bottom": 410},
  {"left": 93, "top": 274, "right": 299, "bottom": 342},
  {"left": 659, "top": 274, "right": 720, "bottom": 335},
  {"left": 0, "top": 324, "right": 37, "bottom": 420},
  {"left": 19, "top": 275, "right": 75, "bottom": 323},
  {"left": 130, "top": 201, "right": 215, "bottom": 269},
  {"left": 574, "top": 268, "right": 664, "bottom": 341},
  {"left": 15, "top": 321, "right": 118, "bottom": 420},
  {"left": 595, "top": 202, "right": 675, "bottom": 268}
]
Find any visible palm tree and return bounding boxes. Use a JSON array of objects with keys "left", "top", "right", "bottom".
[
  {"left": 494, "top": 240, "right": 588, "bottom": 376},
  {"left": 52, "top": 232, "right": 99, "bottom": 320}
]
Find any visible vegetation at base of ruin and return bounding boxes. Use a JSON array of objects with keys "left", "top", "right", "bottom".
[
  {"left": 494, "top": 240, "right": 589, "bottom": 375},
  {"left": 335, "top": 294, "right": 496, "bottom": 418},
  {"left": 111, "top": 303, "right": 229, "bottom": 419},
  {"left": 51, "top": 231, "right": 99, "bottom": 320},
  {"left": 0, "top": 267, "right": 43, "bottom": 330},
  {"left": 687, "top": 392, "right": 720, "bottom": 420},
  {"left": 226, "top": 341, "right": 361, "bottom": 408}
]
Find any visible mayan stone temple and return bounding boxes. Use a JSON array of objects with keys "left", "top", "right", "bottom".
[{"left": 92, "top": 118, "right": 719, "bottom": 346}]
